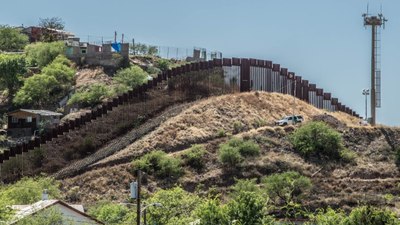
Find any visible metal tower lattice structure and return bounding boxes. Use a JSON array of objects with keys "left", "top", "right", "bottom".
[{"left": 363, "top": 12, "right": 387, "bottom": 126}]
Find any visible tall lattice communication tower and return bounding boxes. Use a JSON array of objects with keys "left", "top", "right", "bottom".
[{"left": 363, "top": 10, "right": 387, "bottom": 126}]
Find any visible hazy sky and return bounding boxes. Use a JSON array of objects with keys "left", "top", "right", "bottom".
[{"left": 1, "top": 0, "right": 399, "bottom": 126}]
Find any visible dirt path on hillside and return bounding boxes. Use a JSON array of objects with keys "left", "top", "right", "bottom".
[{"left": 54, "top": 102, "right": 194, "bottom": 179}]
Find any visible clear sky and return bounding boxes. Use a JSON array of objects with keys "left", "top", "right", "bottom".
[{"left": 1, "top": 0, "right": 398, "bottom": 126}]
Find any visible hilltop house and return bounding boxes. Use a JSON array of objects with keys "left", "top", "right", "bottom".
[
  {"left": 22, "top": 26, "right": 75, "bottom": 43},
  {"left": 10, "top": 199, "right": 103, "bottom": 224},
  {"left": 7, "top": 109, "right": 62, "bottom": 137},
  {"left": 65, "top": 37, "right": 129, "bottom": 67}
]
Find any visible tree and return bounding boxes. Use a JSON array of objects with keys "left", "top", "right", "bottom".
[
  {"left": 38, "top": 17, "right": 65, "bottom": 42},
  {"left": 13, "top": 73, "right": 59, "bottom": 107},
  {"left": 131, "top": 150, "right": 182, "bottom": 179},
  {"left": 0, "top": 25, "right": 29, "bottom": 52},
  {"left": 68, "top": 84, "right": 113, "bottom": 107},
  {"left": 114, "top": 65, "right": 148, "bottom": 89},
  {"left": 24, "top": 41, "right": 65, "bottom": 68},
  {"left": 0, "top": 176, "right": 60, "bottom": 205},
  {"left": 39, "top": 17, "right": 65, "bottom": 30},
  {"left": 88, "top": 201, "right": 134, "bottom": 225},
  {"left": 0, "top": 54, "right": 26, "bottom": 99},
  {"left": 262, "top": 171, "right": 312, "bottom": 206},
  {"left": 15, "top": 208, "right": 66, "bottom": 225},
  {"left": 309, "top": 208, "right": 346, "bottom": 225},
  {"left": 148, "top": 45, "right": 158, "bottom": 56},
  {"left": 146, "top": 187, "right": 201, "bottom": 225},
  {"left": 343, "top": 206, "right": 400, "bottom": 225},
  {"left": 227, "top": 189, "right": 269, "bottom": 225},
  {"left": 195, "top": 198, "right": 230, "bottom": 225}
]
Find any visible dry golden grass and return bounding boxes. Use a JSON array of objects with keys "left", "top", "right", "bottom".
[{"left": 98, "top": 92, "right": 360, "bottom": 165}]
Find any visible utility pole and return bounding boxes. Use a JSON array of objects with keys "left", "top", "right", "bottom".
[
  {"left": 136, "top": 170, "right": 141, "bottom": 225},
  {"left": 362, "top": 89, "right": 370, "bottom": 121},
  {"left": 363, "top": 10, "right": 387, "bottom": 126}
]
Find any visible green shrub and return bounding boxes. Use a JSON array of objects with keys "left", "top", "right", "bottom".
[
  {"left": 88, "top": 201, "right": 134, "bottom": 225},
  {"left": 146, "top": 65, "right": 161, "bottom": 75},
  {"left": 217, "top": 129, "right": 226, "bottom": 137},
  {"left": 156, "top": 59, "right": 172, "bottom": 71},
  {"left": 233, "top": 121, "right": 244, "bottom": 134},
  {"left": 253, "top": 118, "right": 267, "bottom": 128},
  {"left": 68, "top": 83, "right": 112, "bottom": 107},
  {"left": 0, "top": 54, "right": 26, "bottom": 97},
  {"left": 182, "top": 144, "right": 207, "bottom": 169},
  {"left": 290, "top": 121, "right": 344, "bottom": 159},
  {"left": 16, "top": 208, "right": 66, "bottom": 225},
  {"left": 231, "top": 179, "right": 260, "bottom": 196},
  {"left": 132, "top": 150, "right": 182, "bottom": 178},
  {"left": 218, "top": 144, "right": 243, "bottom": 167},
  {"left": 262, "top": 171, "right": 312, "bottom": 205},
  {"left": 0, "top": 176, "right": 60, "bottom": 205},
  {"left": 41, "top": 59, "right": 75, "bottom": 84},
  {"left": 343, "top": 206, "right": 400, "bottom": 225},
  {"left": 51, "top": 55, "right": 73, "bottom": 67},
  {"left": 146, "top": 187, "right": 201, "bottom": 225},
  {"left": 114, "top": 65, "right": 148, "bottom": 89},
  {"left": 13, "top": 73, "right": 59, "bottom": 107},
  {"left": 340, "top": 148, "right": 357, "bottom": 163},
  {"left": 13, "top": 56, "right": 75, "bottom": 107},
  {"left": 227, "top": 138, "right": 260, "bottom": 157},
  {"left": 309, "top": 208, "right": 346, "bottom": 225},
  {"left": 237, "top": 140, "right": 260, "bottom": 157},
  {"left": 195, "top": 198, "right": 230, "bottom": 225},
  {"left": 227, "top": 190, "right": 271, "bottom": 225},
  {"left": 218, "top": 138, "right": 261, "bottom": 167},
  {"left": 0, "top": 25, "right": 29, "bottom": 52},
  {"left": 25, "top": 41, "right": 65, "bottom": 67}
]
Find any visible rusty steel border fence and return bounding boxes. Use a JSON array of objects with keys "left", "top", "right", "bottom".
[{"left": 0, "top": 58, "right": 360, "bottom": 164}]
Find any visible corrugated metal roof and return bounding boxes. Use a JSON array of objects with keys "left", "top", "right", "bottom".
[
  {"left": 10, "top": 200, "right": 103, "bottom": 224},
  {"left": 10, "top": 109, "right": 63, "bottom": 116}
]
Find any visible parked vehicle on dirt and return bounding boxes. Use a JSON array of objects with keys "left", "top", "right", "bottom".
[{"left": 275, "top": 115, "right": 304, "bottom": 126}]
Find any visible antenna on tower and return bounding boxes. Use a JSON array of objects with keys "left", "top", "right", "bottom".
[{"left": 362, "top": 7, "right": 387, "bottom": 126}]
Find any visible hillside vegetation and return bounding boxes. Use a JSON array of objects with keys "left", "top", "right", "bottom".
[{"left": 56, "top": 92, "right": 400, "bottom": 217}]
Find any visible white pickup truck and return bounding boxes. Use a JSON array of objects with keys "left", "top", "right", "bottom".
[{"left": 275, "top": 115, "right": 304, "bottom": 126}]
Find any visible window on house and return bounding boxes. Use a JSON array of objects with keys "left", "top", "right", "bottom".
[
  {"left": 27, "top": 116, "right": 32, "bottom": 123},
  {"left": 12, "top": 117, "right": 18, "bottom": 123}
]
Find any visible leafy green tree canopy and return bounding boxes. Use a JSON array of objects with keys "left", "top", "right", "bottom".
[
  {"left": 13, "top": 73, "right": 59, "bottom": 107},
  {"left": 0, "top": 54, "right": 26, "bottom": 98},
  {"left": 0, "top": 25, "right": 29, "bottom": 52},
  {"left": 88, "top": 201, "right": 134, "bottom": 225},
  {"left": 68, "top": 83, "right": 112, "bottom": 107},
  {"left": 146, "top": 187, "right": 201, "bottom": 225},
  {"left": 114, "top": 65, "right": 148, "bottom": 89},
  {"left": 25, "top": 41, "right": 65, "bottom": 68}
]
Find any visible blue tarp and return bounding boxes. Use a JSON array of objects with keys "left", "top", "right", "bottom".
[{"left": 111, "top": 43, "right": 121, "bottom": 52}]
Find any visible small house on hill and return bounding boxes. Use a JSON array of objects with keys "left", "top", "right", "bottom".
[
  {"left": 10, "top": 199, "right": 103, "bottom": 224},
  {"left": 7, "top": 109, "right": 62, "bottom": 137}
]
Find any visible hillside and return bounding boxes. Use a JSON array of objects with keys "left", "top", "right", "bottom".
[{"left": 58, "top": 92, "right": 400, "bottom": 213}]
